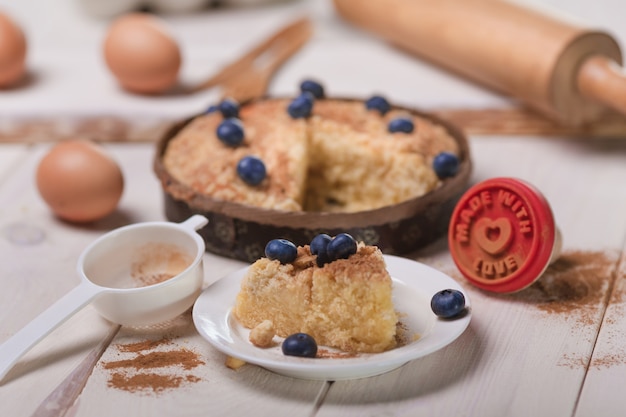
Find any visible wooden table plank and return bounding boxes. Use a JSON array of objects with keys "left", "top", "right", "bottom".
[
  {"left": 575, "top": 250, "right": 626, "bottom": 417},
  {"left": 1, "top": 107, "right": 624, "bottom": 145}
]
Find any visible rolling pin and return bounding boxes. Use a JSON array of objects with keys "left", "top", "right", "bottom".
[{"left": 333, "top": 0, "right": 626, "bottom": 126}]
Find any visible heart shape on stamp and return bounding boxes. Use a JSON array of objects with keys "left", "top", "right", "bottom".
[{"left": 474, "top": 217, "right": 513, "bottom": 255}]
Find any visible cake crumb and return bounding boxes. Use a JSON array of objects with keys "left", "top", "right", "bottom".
[
  {"left": 249, "top": 320, "right": 276, "bottom": 348},
  {"left": 225, "top": 356, "right": 247, "bottom": 370}
]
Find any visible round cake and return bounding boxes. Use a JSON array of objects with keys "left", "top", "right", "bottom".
[{"left": 154, "top": 91, "right": 471, "bottom": 262}]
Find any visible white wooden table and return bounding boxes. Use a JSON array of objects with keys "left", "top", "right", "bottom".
[{"left": 1, "top": 1, "right": 625, "bottom": 416}]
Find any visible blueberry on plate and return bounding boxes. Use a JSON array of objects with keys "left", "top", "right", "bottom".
[
  {"left": 219, "top": 98, "right": 240, "bottom": 118},
  {"left": 287, "top": 92, "right": 315, "bottom": 119},
  {"left": 433, "top": 152, "right": 460, "bottom": 179},
  {"left": 237, "top": 156, "right": 266, "bottom": 186},
  {"left": 282, "top": 333, "right": 318, "bottom": 358},
  {"left": 326, "top": 233, "right": 357, "bottom": 261},
  {"left": 300, "top": 79, "right": 325, "bottom": 99},
  {"left": 217, "top": 118, "right": 245, "bottom": 147},
  {"left": 431, "top": 289, "right": 466, "bottom": 318},
  {"left": 365, "top": 95, "right": 391, "bottom": 115},
  {"left": 388, "top": 117, "right": 414, "bottom": 134},
  {"left": 265, "top": 238, "right": 298, "bottom": 264},
  {"left": 310, "top": 233, "right": 332, "bottom": 267}
]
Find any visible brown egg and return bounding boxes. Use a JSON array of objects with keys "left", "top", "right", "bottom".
[
  {"left": 0, "top": 11, "right": 27, "bottom": 87},
  {"left": 36, "top": 140, "right": 125, "bottom": 223},
  {"left": 103, "top": 13, "right": 181, "bottom": 94}
]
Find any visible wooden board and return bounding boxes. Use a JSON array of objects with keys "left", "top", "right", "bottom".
[{"left": 1, "top": 107, "right": 625, "bottom": 144}]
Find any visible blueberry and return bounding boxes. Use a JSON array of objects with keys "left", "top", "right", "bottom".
[
  {"left": 433, "top": 152, "right": 460, "bottom": 179},
  {"left": 217, "top": 118, "right": 245, "bottom": 147},
  {"left": 310, "top": 233, "right": 331, "bottom": 255},
  {"left": 237, "top": 156, "right": 266, "bottom": 186},
  {"left": 287, "top": 92, "right": 314, "bottom": 119},
  {"left": 219, "top": 98, "right": 240, "bottom": 118},
  {"left": 365, "top": 95, "right": 391, "bottom": 115},
  {"left": 310, "top": 233, "right": 332, "bottom": 267},
  {"left": 264, "top": 238, "right": 298, "bottom": 264},
  {"left": 431, "top": 289, "right": 466, "bottom": 318},
  {"left": 300, "top": 79, "right": 325, "bottom": 99},
  {"left": 282, "top": 333, "right": 317, "bottom": 358},
  {"left": 388, "top": 117, "right": 414, "bottom": 134},
  {"left": 326, "top": 233, "right": 357, "bottom": 261}
]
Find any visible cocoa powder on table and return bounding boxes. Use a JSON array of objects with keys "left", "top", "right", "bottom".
[
  {"left": 102, "top": 338, "right": 205, "bottom": 394},
  {"left": 116, "top": 338, "right": 172, "bottom": 353},
  {"left": 104, "top": 349, "right": 205, "bottom": 372},
  {"left": 108, "top": 372, "right": 192, "bottom": 394},
  {"left": 474, "top": 250, "right": 624, "bottom": 369},
  {"left": 506, "top": 250, "right": 618, "bottom": 318}
]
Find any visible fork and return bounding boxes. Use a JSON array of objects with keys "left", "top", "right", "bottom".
[{"left": 189, "top": 17, "right": 314, "bottom": 102}]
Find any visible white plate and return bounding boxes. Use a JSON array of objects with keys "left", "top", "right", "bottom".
[{"left": 192, "top": 255, "right": 471, "bottom": 381}]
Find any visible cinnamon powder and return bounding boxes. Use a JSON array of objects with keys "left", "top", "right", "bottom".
[
  {"left": 506, "top": 250, "right": 616, "bottom": 319},
  {"left": 131, "top": 242, "right": 193, "bottom": 287},
  {"left": 496, "top": 250, "right": 623, "bottom": 369},
  {"left": 103, "top": 349, "right": 204, "bottom": 371},
  {"left": 117, "top": 338, "right": 172, "bottom": 353},
  {"left": 448, "top": 250, "right": 624, "bottom": 369},
  {"left": 102, "top": 338, "right": 205, "bottom": 394},
  {"left": 108, "top": 373, "right": 185, "bottom": 394}
]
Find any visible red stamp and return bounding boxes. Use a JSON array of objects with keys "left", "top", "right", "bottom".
[{"left": 449, "top": 178, "right": 559, "bottom": 293}]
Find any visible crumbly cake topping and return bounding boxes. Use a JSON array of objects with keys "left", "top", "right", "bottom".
[
  {"left": 292, "top": 246, "right": 316, "bottom": 269},
  {"left": 265, "top": 243, "right": 388, "bottom": 283},
  {"left": 163, "top": 99, "right": 307, "bottom": 211},
  {"left": 311, "top": 100, "right": 458, "bottom": 164},
  {"left": 162, "top": 97, "right": 459, "bottom": 213},
  {"left": 248, "top": 320, "right": 275, "bottom": 348},
  {"left": 318, "top": 244, "right": 389, "bottom": 283}
]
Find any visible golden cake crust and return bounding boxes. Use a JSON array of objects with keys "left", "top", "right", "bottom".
[
  {"left": 162, "top": 98, "right": 459, "bottom": 213},
  {"left": 233, "top": 243, "right": 398, "bottom": 353},
  {"left": 162, "top": 99, "right": 308, "bottom": 211}
]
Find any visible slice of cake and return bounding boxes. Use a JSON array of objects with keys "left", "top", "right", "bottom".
[{"left": 233, "top": 241, "right": 398, "bottom": 354}]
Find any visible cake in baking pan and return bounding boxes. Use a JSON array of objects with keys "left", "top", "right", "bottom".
[{"left": 154, "top": 84, "right": 471, "bottom": 261}]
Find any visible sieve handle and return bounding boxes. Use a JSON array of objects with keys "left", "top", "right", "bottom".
[
  {"left": 179, "top": 215, "right": 209, "bottom": 232},
  {"left": 0, "top": 282, "right": 103, "bottom": 382}
]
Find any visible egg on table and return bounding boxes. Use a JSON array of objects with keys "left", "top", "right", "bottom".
[
  {"left": 36, "top": 140, "right": 124, "bottom": 223},
  {"left": 0, "top": 11, "right": 27, "bottom": 87},
  {"left": 103, "top": 12, "right": 181, "bottom": 94}
]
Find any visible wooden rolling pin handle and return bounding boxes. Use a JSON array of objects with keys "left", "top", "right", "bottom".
[{"left": 577, "top": 55, "right": 626, "bottom": 117}]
